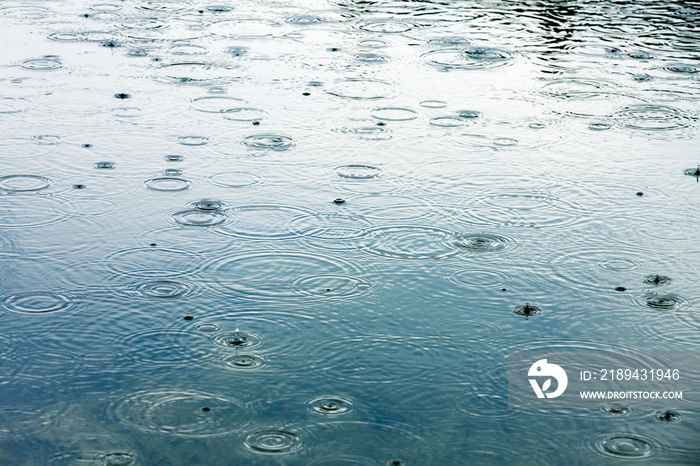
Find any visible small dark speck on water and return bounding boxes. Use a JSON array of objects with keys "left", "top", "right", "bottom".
[
  {"left": 252, "top": 121, "right": 260, "bottom": 126},
  {"left": 83, "top": 13, "right": 90, "bottom": 18},
  {"left": 615, "top": 286, "right": 626, "bottom": 291},
  {"left": 114, "top": 93, "right": 130, "bottom": 99},
  {"left": 377, "top": 122, "right": 386, "bottom": 126},
  {"left": 302, "top": 92, "right": 310, "bottom": 96},
  {"left": 501, "top": 288, "right": 507, "bottom": 291},
  {"left": 183, "top": 316, "right": 193, "bottom": 321},
  {"left": 334, "top": 198, "right": 345, "bottom": 204},
  {"left": 326, "top": 288, "right": 331, "bottom": 291},
  {"left": 152, "top": 58, "right": 161, "bottom": 62},
  {"left": 149, "top": 243, "right": 157, "bottom": 247},
  {"left": 201, "top": 407, "right": 210, "bottom": 412},
  {"left": 82, "top": 144, "right": 92, "bottom": 148},
  {"left": 73, "top": 184, "right": 86, "bottom": 189},
  {"left": 636, "top": 192, "right": 644, "bottom": 196}
]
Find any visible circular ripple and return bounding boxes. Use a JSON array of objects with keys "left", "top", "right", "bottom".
[
  {"left": 293, "top": 274, "right": 373, "bottom": 298},
  {"left": 0, "top": 175, "right": 50, "bottom": 192},
  {"left": 242, "top": 134, "right": 293, "bottom": 151},
  {"left": 110, "top": 390, "right": 248, "bottom": 437},
  {"left": 218, "top": 205, "right": 310, "bottom": 239},
  {"left": 209, "top": 171, "right": 263, "bottom": 188},
  {"left": 177, "top": 136, "right": 208, "bottom": 146},
  {"left": 190, "top": 96, "right": 247, "bottom": 113},
  {"left": 105, "top": 247, "right": 200, "bottom": 278},
  {"left": 429, "top": 116, "right": 463, "bottom": 127},
  {"left": 446, "top": 268, "right": 509, "bottom": 290},
  {"left": 589, "top": 122, "right": 612, "bottom": 131},
  {"left": 212, "top": 331, "right": 263, "bottom": 350},
  {"left": 551, "top": 248, "right": 650, "bottom": 292},
  {"left": 423, "top": 47, "right": 512, "bottom": 69},
  {"left": 358, "top": 20, "right": 418, "bottom": 33},
  {"left": 371, "top": 107, "right": 417, "bottom": 121},
  {"left": 173, "top": 209, "right": 226, "bottom": 226},
  {"left": 31, "top": 134, "right": 61, "bottom": 145},
  {"left": 421, "top": 100, "right": 447, "bottom": 108},
  {"left": 337, "top": 124, "right": 392, "bottom": 140},
  {"left": 666, "top": 64, "right": 697, "bottom": 74},
  {"left": 459, "top": 188, "right": 586, "bottom": 229},
  {"left": 223, "top": 354, "right": 266, "bottom": 370},
  {"left": 0, "top": 408, "right": 53, "bottom": 438},
  {"left": 210, "top": 251, "right": 356, "bottom": 300},
  {"left": 601, "top": 436, "right": 652, "bottom": 458},
  {"left": 307, "top": 396, "right": 354, "bottom": 415},
  {"left": 136, "top": 280, "right": 189, "bottom": 298},
  {"left": 2, "top": 291, "right": 70, "bottom": 314},
  {"left": 336, "top": 164, "right": 382, "bottom": 179},
  {"left": 145, "top": 177, "right": 191, "bottom": 191},
  {"left": 602, "top": 403, "right": 633, "bottom": 416},
  {"left": 362, "top": 226, "right": 458, "bottom": 259},
  {"left": 222, "top": 107, "right": 267, "bottom": 121},
  {"left": 325, "top": 78, "right": 394, "bottom": 100},
  {"left": 0, "top": 97, "right": 32, "bottom": 113},
  {"left": 613, "top": 104, "right": 691, "bottom": 131},
  {"left": 645, "top": 295, "right": 678, "bottom": 310},
  {"left": 245, "top": 430, "right": 301, "bottom": 455},
  {"left": 20, "top": 56, "right": 63, "bottom": 71},
  {"left": 451, "top": 233, "right": 509, "bottom": 251}
]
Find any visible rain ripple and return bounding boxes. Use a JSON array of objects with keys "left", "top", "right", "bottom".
[{"left": 109, "top": 389, "right": 250, "bottom": 437}]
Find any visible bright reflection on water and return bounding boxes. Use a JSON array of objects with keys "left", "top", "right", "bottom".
[{"left": 1, "top": 0, "right": 699, "bottom": 463}]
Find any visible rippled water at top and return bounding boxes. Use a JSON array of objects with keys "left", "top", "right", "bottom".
[{"left": 1, "top": 0, "right": 699, "bottom": 464}]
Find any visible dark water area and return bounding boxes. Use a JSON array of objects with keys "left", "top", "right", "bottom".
[{"left": 1, "top": 0, "right": 699, "bottom": 464}]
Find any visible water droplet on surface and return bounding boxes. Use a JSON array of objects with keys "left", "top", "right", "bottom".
[
  {"left": 336, "top": 164, "right": 382, "bottom": 179},
  {"left": 588, "top": 122, "right": 611, "bottom": 131},
  {"left": 643, "top": 274, "right": 671, "bottom": 285},
  {"left": 512, "top": 302, "right": 542, "bottom": 317},
  {"left": 602, "top": 403, "right": 632, "bottom": 415},
  {"left": 243, "top": 134, "right": 293, "bottom": 151},
  {"left": 177, "top": 136, "right": 208, "bottom": 146},
  {"left": 645, "top": 296, "right": 677, "bottom": 310},
  {"left": 683, "top": 166, "right": 700, "bottom": 177},
  {"left": 456, "top": 110, "right": 481, "bottom": 119},
  {"left": 653, "top": 410, "right": 681, "bottom": 422},
  {"left": 308, "top": 396, "right": 354, "bottom": 415},
  {"left": 451, "top": 233, "right": 508, "bottom": 251},
  {"left": 226, "top": 354, "right": 262, "bottom": 369}
]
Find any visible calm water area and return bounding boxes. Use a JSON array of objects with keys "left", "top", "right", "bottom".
[{"left": 1, "top": 0, "right": 699, "bottom": 464}]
